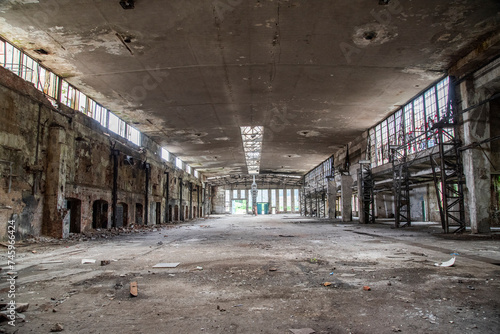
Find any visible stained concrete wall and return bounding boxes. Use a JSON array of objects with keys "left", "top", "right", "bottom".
[{"left": 0, "top": 66, "right": 202, "bottom": 240}]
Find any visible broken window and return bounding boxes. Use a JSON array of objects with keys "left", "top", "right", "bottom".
[
  {"left": 161, "top": 148, "right": 170, "bottom": 162},
  {"left": 194, "top": 170, "right": 199, "bottom": 178},
  {"left": 186, "top": 165, "right": 191, "bottom": 174},
  {"left": 127, "top": 125, "right": 141, "bottom": 146},
  {"left": 175, "top": 157, "right": 183, "bottom": 169},
  {"left": 108, "top": 112, "right": 127, "bottom": 138}
]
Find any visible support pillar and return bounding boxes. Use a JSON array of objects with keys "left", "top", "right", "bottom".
[
  {"left": 340, "top": 175, "right": 353, "bottom": 222},
  {"left": 461, "top": 80, "right": 491, "bottom": 233},
  {"left": 43, "top": 125, "right": 68, "bottom": 238},
  {"left": 327, "top": 179, "right": 336, "bottom": 219}
]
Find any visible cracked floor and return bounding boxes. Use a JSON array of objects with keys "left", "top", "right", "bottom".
[{"left": 1, "top": 215, "right": 500, "bottom": 334}]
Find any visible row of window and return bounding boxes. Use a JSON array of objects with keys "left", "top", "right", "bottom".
[
  {"left": 304, "top": 155, "right": 334, "bottom": 191},
  {"left": 0, "top": 38, "right": 199, "bottom": 179},
  {"left": 224, "top": 188, "right": 300, "bottom": 212},
  {"left": 369, "top": 77, "right": 454, "bottom": 167},
  {"left": 303, "top": 76, "right": 454, "bottom": 190}
]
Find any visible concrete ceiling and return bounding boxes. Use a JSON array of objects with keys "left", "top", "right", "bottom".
[{"left": 1, "top": 0, "right": 499, "bottom": 178}]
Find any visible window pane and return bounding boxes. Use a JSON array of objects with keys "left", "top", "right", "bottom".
[{"left": 161, "top": 148, "right": 170, "bottom": 161}]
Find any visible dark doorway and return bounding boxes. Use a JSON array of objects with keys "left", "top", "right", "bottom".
[
  {"left": 156, "top": 202, "right": 161, "bottom": 225},
  {"left": 67, "top": 198, "right": 81, "bottom": 233},
  {"left": 174, "top": 205, "right": 179, "bottom": 221},
  {"left": 200, "top": 207, "right": 203, "bottom": 218},
  {"left": 136, "top": 203, "right": 143, "bottom": 225},
  {"left": 168, "top": 205, "right": 173, "bottom": 222},
  {"left": 117, "top": 203, "right": 128, "bottom": 227},
  {"left": 185, "top": 206, "right": 188, "bottom": 221},
  {"left": 92, "top": 200, "right": 108, "bottom": 229},
  {"left": 193, "top": 206, "right": 197, "bottom": 219}
]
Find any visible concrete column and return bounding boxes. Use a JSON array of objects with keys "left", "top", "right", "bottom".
[
  {"left": 43, "top": 125, "right": 68, "bottom": 238},
  {"left": 291, "top": 189, "right": 295, "bottom": 213},
  {"left": 327, "top": 179, "right": 336, "bottom": 219},
  {"left": 461, "top": 80, "right": 491, "bottom": 233},
  {"left": 340, "top": 175, "right": 353, "bottom": 222},
  {"left": 283, "top": 188, "right": 288, "bottom": 213}
]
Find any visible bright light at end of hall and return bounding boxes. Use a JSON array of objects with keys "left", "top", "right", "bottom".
[{"left": 240, "top": 126, "right": 264, "bottom": 175}]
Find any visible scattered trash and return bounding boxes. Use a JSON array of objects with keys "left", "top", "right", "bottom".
[
  {"left": 450, "top": 253, "right": 460, "bottom": 256},
  {"left": 391, "top": 326, "right": 402, "bottom": 332},
  {"left": 279, "top": 235, "right": 295, "bottom": 237},
  {"left": 152, "top": 263, "right": 180, "bottom": 268},
  {"left": 41, "top": 261, "right": 64, "bottom": 264},
  {"left": 101, "top": 260, "right": 110, "bottom": 266},
  {"left": 81, "top": 259, "right": 96, "bottom": 264},
  {"left": 467, "top": 285, "right": 475, "bottom": 290},
  {"left": 269, "top": 268, "right": 278, "bottom": 272},
  {"left": 32, "top": 250, "right": 37, "bottom": 254},
  {"left": 217, "top": 305, "right": 226, "bottom": 312},
  {"left": 289, "top": 329, "right": 315, "bottom": 334},
  {"left": 434, "top": 257, "right": 455, "bottom": 267},
  {"left": 50, "top": 323, "right": 64, "bottom": 332},
  {"left": 196, "top": 266, "right": 203, "bottom": 270},
  {"left": 233, "top": 304, "right": 243, "bottom": 307},
  {"left": 130, "top": 281, "right": 138, "bottom": 297},
  {"left": 363, "top": 286, "right": 371, "bottom": 291},
  {"left": 157, "top": 241, "right": 163, "bottom": 245},
  {"left": 341, "top": 273, "right": 356, "bottom": 277},
  {"left": 323, "top": 282, "right": 332, "bottom": 287}
]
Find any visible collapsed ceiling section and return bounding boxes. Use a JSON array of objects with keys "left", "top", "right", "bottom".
[{"left": 0, "top": 0, "right": 499, "bottom": 178}]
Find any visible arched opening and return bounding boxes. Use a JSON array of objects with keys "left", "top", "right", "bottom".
[
  {"left": 92, "top": 200, "right": 108, "bottom": 229},
  {"left": 135, "top": 203, "right": 143, "bottom": 225}
]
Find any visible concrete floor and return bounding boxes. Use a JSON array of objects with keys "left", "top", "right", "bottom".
[{"left": 1, "top": 215, "right": 500, "bottom": 334}]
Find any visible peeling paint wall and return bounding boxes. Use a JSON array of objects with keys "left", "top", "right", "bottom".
[{"left": 0, "top": 66, "right": 202, "bottom": 240}]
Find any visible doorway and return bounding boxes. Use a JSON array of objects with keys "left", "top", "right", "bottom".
[
  {"left": 156, "top": 202, "right": 161, "bottom": 225},
  {"left": 135, "top": 203, "right": 143, "bottom": 225},
  {"left": 232, "top": 200, "right": 247, "bottom": 214},
  {"left": 66, "top": 198, "right": 81, "bottom": 233},
  {"left": 92, "top": 200, "right": 108, "bottom": 229}
]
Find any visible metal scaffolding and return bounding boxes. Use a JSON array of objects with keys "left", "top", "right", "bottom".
[
  {"left": 429, "top": 78, "right": 466, "bottom": 233},
  {"left": 391, "top": 146, "right": 411, "bottom": 228},
  {"left": 359, "top": 161, "right": 375, "bottom": 224}
]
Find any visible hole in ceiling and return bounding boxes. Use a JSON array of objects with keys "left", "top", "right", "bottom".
[
  {"left": 119, "top": 0, "right": 135, "bottom": 9},
  {"left": 379, "top": 0, "right": 390, "bottom": 5},
  {"left": 363, "top": 31, "right": 377, "bottom": 40},
  {"left": 34, "top": 48, "right": 49, "bottom": 55}
]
